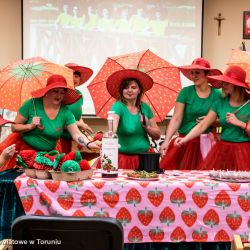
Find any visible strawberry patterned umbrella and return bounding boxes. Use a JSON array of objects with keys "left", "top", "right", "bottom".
[
  {"left": 227, "top": 49, "right": 250, "bottom": 84},
  {"left": 87, "top": 50, "right": 181, "bottom": 122},
  {"left": 0, "top": 57, "right": 74, "bottom": 111}
]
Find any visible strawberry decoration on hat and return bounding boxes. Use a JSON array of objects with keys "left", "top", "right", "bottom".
[
  {"left": 53, "top": 153, "right": 71, "bottom": 171},
  {"left": 16, "top": 150, "right": 37, "bottom": 169},
  {"left": 61, "top": 160, "right": 81, "bottom": 172},
  {"left": 33, "top": 152, "right": 54, "bottom": 171},
  {"left": 67, "top": 151, "right": 82, "bottom": 162}
]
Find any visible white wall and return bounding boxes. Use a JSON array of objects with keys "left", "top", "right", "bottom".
[
  {"left": 0, "top": 0, "right": 22, "bottom": 68},
  {"left": 203, "top": 0, "right": 250, "bottom": 71}
]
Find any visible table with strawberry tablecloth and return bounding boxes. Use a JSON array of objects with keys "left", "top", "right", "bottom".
[{"left": 14, "top": 170, "right": 250, "bottom": 245}]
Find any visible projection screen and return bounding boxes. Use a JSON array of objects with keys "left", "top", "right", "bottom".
[{"left": 22, "top": 0, "right": 203, "bottom": 115}]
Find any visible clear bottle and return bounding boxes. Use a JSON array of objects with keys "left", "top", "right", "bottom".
[{"left": 101, "top": 111, "right": 118, "bottom": 178}]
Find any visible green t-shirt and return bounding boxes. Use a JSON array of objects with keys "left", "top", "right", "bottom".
[
  {"left": 111, "top": 101, "right": 153, "bottom": 154},
  {"left": 19, "top": 98, "right": 76, "bottom": 151},
  {"left": 177, "top": 85, "right": 221, "bottom": 134},
  {"left": 211, "top": 97, "right": 250, "bottom": 142},
  {"left": 62, "top": 89, "right": 83, "bottom": 139}
]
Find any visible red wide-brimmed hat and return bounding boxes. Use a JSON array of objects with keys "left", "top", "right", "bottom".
[
  {"left": 179, "top": 58, "right": 222, "bottom": 88},
  {"left": 65, "top": 63, "right": 93, "bottom": 85},
  {"left": 207, "top": 65, "right": 250, "bottom": 89},
  {"left": 31, "top": 74, "right": 81, "bottom": 105},
  {"left": 106, "top": 69, "right": 153, "bottom": 98},
  {"left": 0, "top": 115, "right": 13, "bottom": 126}
]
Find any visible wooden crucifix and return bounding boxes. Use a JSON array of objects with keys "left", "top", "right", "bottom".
[{"left": 214, "top": 13, "right": 225, "bottom": 36}]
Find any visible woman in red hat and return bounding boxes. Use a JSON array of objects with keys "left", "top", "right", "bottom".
[
  {"left": 175, "top": 65, "right": 250, "bottom": 170},
  {"left": 0, "top": 74, "right": 100, "bottom": 172},
  {"left": 160, "top": 58, "right": 222, "bottom": 170},
  {"left": 0, "top": 116, "right": 16, "bottom": 168},
  {"left": 57, "top": 63, "right": 94, "bottom": 153},
  {"left": 106, "top": 69, "right": 161, "bottom": 169}
]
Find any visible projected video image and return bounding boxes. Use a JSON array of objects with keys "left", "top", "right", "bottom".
[{"left": 23, "top": 0, "right": 202, "bottom": 114}]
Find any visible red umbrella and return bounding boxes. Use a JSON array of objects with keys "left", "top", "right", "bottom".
[
  {"left": 227, "top": 49, "right": 250, "bottom": 84},
  {"left": 87, "top": 50, "right": 181, "bottom": 122},
  {"left": 0, "top": 57, "right": 74, "bottom": 111}
]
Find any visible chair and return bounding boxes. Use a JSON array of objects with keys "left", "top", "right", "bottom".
[
  {"left": 231, "top": 235, "right": 250, "bottom": 250},
  {"left": 9, "top": 215, "right": 124, "bottom": 250}
]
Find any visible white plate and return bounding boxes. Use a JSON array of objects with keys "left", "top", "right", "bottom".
[
  {"left": 126, "top": 176, "right": 159, "bottom": 181},
  {"left": 210, "top": 177, "right": 250, "bottom": 183}
]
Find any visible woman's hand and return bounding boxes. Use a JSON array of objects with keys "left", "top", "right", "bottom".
[
  {"left": 174, "top": 137, "right": 186, "bottom": 147},
  {"left": 159, "top": 141, "right": 169, "bottom": 156},
  {"left": 1, "top": 144, "right": 16, "bottom": 161},
  {"left": 87, "top": 140, "right": 101, "bottom": 150},
  {"left": 226, "top": 112, "right": 242, "bottom": 127},
  {"left": 81, "top": 122, "right": 93, "bottom": 134},
  {"left": 30, "top": 116, "right": 41, "bottom": 129},
  {"left": 77, "top": 119, "right": 93, "bottom": 134}
]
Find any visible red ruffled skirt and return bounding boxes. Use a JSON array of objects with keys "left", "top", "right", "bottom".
[
  {"left": 160, "top": 135, "right": 203, "bottom": 170},
  {"left": 0, "top": 133, "right": 34, "bottom": 171},
  {"left": 56, "top": 138, "right": 72, "bottom": 154},
  {"left": 198, "top": 140, "right": 250, "bottom": 171}
]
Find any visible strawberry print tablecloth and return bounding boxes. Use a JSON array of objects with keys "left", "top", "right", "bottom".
[{"left": 14, "top": 170, "right": 250, "bottom": 243}]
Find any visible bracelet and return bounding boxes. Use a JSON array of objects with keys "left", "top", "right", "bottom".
[{"left": 86, "top": 141, "right": 92, "bottom": 150}]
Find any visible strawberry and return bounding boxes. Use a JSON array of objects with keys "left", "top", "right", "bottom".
[
  {"left": 203, "top": 209, "right": 219, "bottom": 228},
  {"left": 72, "top": 210, "right": 85, "bottom": 217},
  {"left": 91, "top": 181, "right": 106, "bottom": 189},
  {"left": 227, "top": 183, "right": 241, "bottom": 192},
  {"left": 57, "top": 192, "right": 74, "bottom": 210},
  {"left": 21, "top": 194, "right": 34, "bottom": 212},
  {"left": 181, "top": 208, "right": 197, "bottom": 227},
  {"left": 79, "top": 159, "right": 91, "bottom": 170},
  {"left": 128, "top": 226, "right": 143, "bottom": 243},
  {"left": 93, "top": 209, "right": 109, "bottom": 218},
  {"left": 147, "top": 188, "right": 164, "bottom": 207},
  {"left": 27, "top": 178, "right": 38, "bottom": 188},
  {"left": 248, "top": 218, "right": 250, "bottom": 228},
  {"left": 80, "top": 190, "right": 97, "bottom": 208},
  {"left": 214, "top": 229, "right": 230, "bottom": 241},
  {"left": 44, "top": 180, "right": 60, "bottom": 192},
  {"left": 137, "top": 207, "right": 153, "bottom": 226},
  {"left": 192, "top": 189, "right": 208, "bottom": 208},
  {"left": 39, "top": 192, "right": 52, "bottom": 206},
  {"left": 149, "top": 227, "right": 164, "bottom": 242},
  {"left": 192, "top": 228, "right": 208, "bottom": 242},
  {"left": 138, "top": 181, "right": 149, "bottom": 188},
  {"left": 93, "top": 132, "right": 103, "bottom": 141},
  {"left": 116, "top": 207, "right": 132, "bottom": 225},
  {"left": 34, "top": 209, "right": 44, "bottom": 215},
  {"left": 226, "top": 211, "right": 242, "bottom": 230},
  {"left": 103, "top": 189, "right": 119, "bottom": 208},
  {"left": 170, "top": 227, "right": 186, "bottom": 242},
  {"left": 237, "top": 192, "right": 250, "bottom": 212},
  {"left": 215, "top": 190, "right": 231, "bottom": 209},
  {"left": 170, "top": 188, "right": 186, "bottom": 207},
  {"left": 184, "top": 181, "right": 195, "bottom": 188},
  {"left": 15, "top": 180, "right": 21, "bottom": 191},
  {"left": 126, "top": 188, "right": 142, "bottom": 207},
  {"left": 159, "top": 206, "right": 175, "bottom": 226}
]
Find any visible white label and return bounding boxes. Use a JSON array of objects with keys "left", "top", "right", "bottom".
[{"left": 101, "top": 138, "right": 118, "bottom": 174}]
